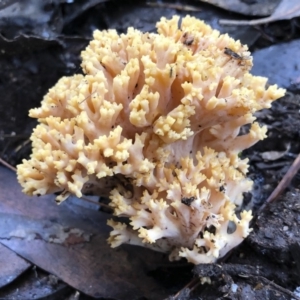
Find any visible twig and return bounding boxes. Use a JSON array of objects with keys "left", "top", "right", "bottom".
[
  {"left": 219, "top": 17, "right": 274, "bottom": 26},
  {"left": 80, "top": 195, "right": 102, "bottom": 206},
  {"left": 80, "top": 195, "right": 112, "bottom": 211},
  {"left": 146, "top": 2, "right": 201, "bottom": 12},
  {"left": 79, "top": 91, "right": 98, "bottom": 104},
  {"left": 0, "top": 157, "right": 17, "bottom": 172},
  {"left": 250, "top": 276, "right": 300, "bottom": 300},
  {"left": 253, "top": 25, "right": 275, "bottom": 43},
  {"left": 172, "top": 277, "right": 200, "bottom": 299},
  {"left": 257, "top": 152, "right": 300, "bottom": 215}
]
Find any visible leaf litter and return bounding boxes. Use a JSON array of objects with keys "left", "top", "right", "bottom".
[
  {"left": 0, "top": 166, "right": 174, "bottom": 300},
  {"left": 1, "top": 0, "right": 300, "bottom": 299},
  {"left": 220, "top": 0, "right": 300, "bottom": 25}
]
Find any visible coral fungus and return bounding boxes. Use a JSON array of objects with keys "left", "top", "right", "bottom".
[{"left": 17, "top": 16, "right": 285, "bottom": 264}]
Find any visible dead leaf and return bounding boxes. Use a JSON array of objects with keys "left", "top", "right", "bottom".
[
  {"left": 220, "top": 0, "right": 300, "bottom": 25},
  {"left": 0, "top": 267, "right": 70, "bottom": 299},
  {"left": 261, "top": 144, "right": 290, "bottom": 161},
  {"left": 261, "top": 150, "right": 286, "bottom": 161},
  {"left": 0, "top": 0, "right": 19, "bottom": 10},
  {"left": 63, "top": 0, "right": 109, "bottom": 26},
  {"left": 0, "top": 213, "right": 92, "bottom": 245},
  {"left": 0, "top": 243, "right": 31, "bottom": 289},
  {"left": 198, "top": 0, "right": 281, "bottom": 17},
  {"left": 0, "top": 0, "right": 62, "bottom": 39},
  {"left": 255, "top": 161, "right": 289, "bottom": 170},
  {"left": 251, "top": 39, "right": 300, "bottom": 90},
  {"left": 0, "top": 166, "right": 171, "bottom": 299}
]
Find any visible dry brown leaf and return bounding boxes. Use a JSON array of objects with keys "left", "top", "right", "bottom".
[
  {"left": 251, "top": 39, "right": 300, "bottom": 90},
  {"left": 0, "top": 244, "right": 31, "bottom": 289},
  {"left": 220, "top": 0, "right": 300, "bottom": 25},
  {"left": 0, "top": 268, "right": 70, "bottom": 300},
  {"left": 198, "top": 0, "right": 280, "bottom": 16},
  {"left": 0, "top": 166, "right": 171, "bottom": 299}
]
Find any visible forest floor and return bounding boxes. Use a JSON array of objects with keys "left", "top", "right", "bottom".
[{"left": 0, "top": 1, "right": 299, "bottom": 299}]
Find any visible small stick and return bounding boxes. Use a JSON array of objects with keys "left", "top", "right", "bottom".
[
  {"left": 0, "top": 157, "right": 17, "bottom": 172},
  {"left": 80, "top": 195, "right": 112, "bottom": 211},
  {"left": 250, "top": 276, "right": 300, "bottom": 300},
  {"left": 257, "top": 152, "right": 300, "bottom": 215},
  {"left": 80, "top": 195, "right": 102, "bottom": 206},
  {"left": 79, "top": 91, "right": 97, "bottom": 104},
  {"left": 146, "top": 2, "right": 201, "bottom": 12},
  {"left": 173, "top": 277, "right": 200, "bottom": 299}
]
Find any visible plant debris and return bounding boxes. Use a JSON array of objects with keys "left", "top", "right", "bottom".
[
  {"left": 198, "top": 0, "right": 281, "bottom": 16},
  {"left": 220, "top": 0, "right": 300, "bottom": 25},
  {"left": 0, "top": 267, "right": 71, "bottom": 300},
  {"left": 0, "top": 166, "right": 174, "bottom": 299},
  {"left": 0, "top": 0, "right": 300, "bottom": 299},
  {"left": 0, "top": 213, "right": 92, "bottom": 245},
  {"left": 252, "top": 39, "right": 300, "bottom": 91},
  {"left": 0, "top": 244, "right": 31, "bottom": 289}
]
